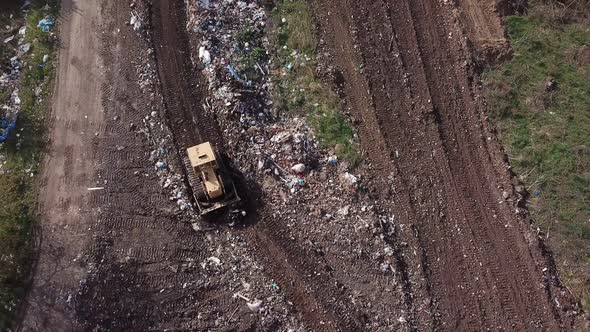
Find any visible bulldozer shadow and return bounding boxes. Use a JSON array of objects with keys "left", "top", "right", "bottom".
[{"left": 199, "top": 153, "right": 263, "bottom": 228}]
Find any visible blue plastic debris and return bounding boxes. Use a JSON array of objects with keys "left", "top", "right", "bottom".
[
  {"left": 226, "top": 65, "right": 240, "bottom": 80},
  {"left": 328, "top": 155, "right": 338, "bottom": 166},
  {"left": 226, "top": 65, "right": 251, "bottom": 87},
  {"left": 38, "top": 18, "right": 56, "bottom": 32},
  {"left": 0, "top": 118, "right": 17, "bottom": 143},
  {"left": 155, "top": 161, "right": 168, "bottom": 170}
]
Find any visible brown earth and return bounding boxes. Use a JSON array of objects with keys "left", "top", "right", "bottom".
[
  {"left": 457, "top": 0, "right": 512, "bottom": 65},
  {"left": 310, "top": 0, "right": 580, "bottom": 330},
  {"left": 19, "top": 0, "right": 105, "bottom": 329},
  {"left": 19, "top": 0, "right": 222, "bottom": 330}
]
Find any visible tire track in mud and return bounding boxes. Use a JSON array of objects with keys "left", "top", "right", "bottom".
[
  {"left": 396, "top": 0, "right": 561, "bottom": 329},
  {"left": 73, "top": 1, "right": 213, "bottom": 330},
  {"left": 313, "top": 0, "right": 570, "bottom": 330},
  {"left": 310, "top": 1, "right": 436, "bottom": 330},
  {"left": 151, "top": 0, "right": 223, "bottom": 151}
]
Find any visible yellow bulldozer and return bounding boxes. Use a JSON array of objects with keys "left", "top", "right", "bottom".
[{"left": 185, "top": 142, "right": 241, "bottom": 215}]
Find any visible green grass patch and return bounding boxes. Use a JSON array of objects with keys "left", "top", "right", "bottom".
[
  {"left": 271, "top": 0, "right": 359, "bottom": 165},
  {"left": 233, "top": 23, "right": 267, "bottom": 83},
  {"left": 483, "top": 9, "right": 590, "bottom": 308},
  {"left": 0, "top": 2, "right": 59, "bottom": 328}
]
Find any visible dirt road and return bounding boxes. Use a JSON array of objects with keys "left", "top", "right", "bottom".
[
  {"left": 311, "top": 0, "right": 577, "bottom": 330},
  {"left": 20, "top": 0, "right": 105, "bottom": 329},
  {"left": 20, "top": 0, "right": 214, "bottom": 330}
]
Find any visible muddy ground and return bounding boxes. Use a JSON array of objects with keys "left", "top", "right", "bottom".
[{"left": 17, "top": 0, "right": 584, "bottom": 331}]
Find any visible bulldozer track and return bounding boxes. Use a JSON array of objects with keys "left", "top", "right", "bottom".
[
  {"left": 68, "top": 2, "right": 214, "bottom": 329},
  {"left": 150, "top": 0, "right": 225, "bottom": 209}
]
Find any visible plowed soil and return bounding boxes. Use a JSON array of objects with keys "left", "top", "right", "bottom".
[{"left": 311, "top": 0, "right": 578, "bottom": 330}]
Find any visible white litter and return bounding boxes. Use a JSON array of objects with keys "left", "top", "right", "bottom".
[{"left": 198, "top": 46, "right": 211, "bottom": 64}]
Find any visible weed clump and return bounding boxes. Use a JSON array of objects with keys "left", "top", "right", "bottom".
[{"left": 271, "top": 0, "right": 359, "bottom": 165}]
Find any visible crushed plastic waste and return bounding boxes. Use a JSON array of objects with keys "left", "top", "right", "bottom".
[
  {"left": 198, "top": 46, "right": 211, "bottom": 64},
  {"left": 291, "top": 163, "right": 306, "bottom": 174},
  {"left": 37, "top": 18, "right": 56, "bottom": 32},
  {"left": 130, "top": 13, "right": 142, "bottom": 31},
  {"left": 0, "top": 27, "right": 27, "bottom": 143}
]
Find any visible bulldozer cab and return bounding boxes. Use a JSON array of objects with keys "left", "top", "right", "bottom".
[
  {"left": 187, "top": 142, "right": 223, "bottom": 199},
  {"left": 187, "top": 142, "right": 217, "bottom": 168}
]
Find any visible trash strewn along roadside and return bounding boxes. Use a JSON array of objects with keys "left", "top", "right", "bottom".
[{"left": 0, "top": 1, "right": 59, "bottom": 328}]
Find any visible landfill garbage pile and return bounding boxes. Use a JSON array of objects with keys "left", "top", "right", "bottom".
[
  {"left": 185, "top": 0, "right": 319, "bottom": 194},
  {"left": 110, "top": 0, "right": 420, "bottom": 329},
  {"left": 125, "top": 2, "right": 306, "bottom": 330},
  {"left": 183, "top": 0, "right": 412, "bottom": 329}
]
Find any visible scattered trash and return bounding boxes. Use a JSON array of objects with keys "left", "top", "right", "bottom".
[
  {"left": 247, "top": 300, "right": 263, "bottom": 313},
  {"left": 155, "top": 161, "right": 167, "bottom": 170},
  {"left": 328, "top": 155, "right": 338, "bottom": 166},
  {"left": 343, "top": 172, "right": 358, "bottom": 186},
  {"left": 207, "top": 256, "right": 221, "bottom": 265},
  {"left": 291, "top": 163, "right": 305, "bottom": 174},
  {"left": 0, "top": 89, "right": 21, "bottom": 143},
  {"left": 226, "top": 64, "right": 251, "bottom": 86},
  {"left": 337, "top": 205, "right": 350, "bottom": 216},
  {"left": 502, "top": 191, "right": 510, "bottom": 200},
  {"left": 87, "top": 187, "right": 105, "bottom": 191},
  {"left": 21, "top": 0, "right": 32, "bottom": 10},
  {"left": 130, "top": 13, "right": 142, "bottom": 31},
  {"left": 37, "top": 18, "right": 56, "bottom": 33},
  {"left": 0, "top": 119, "right": 17, "bottom": 143},
  {"left": 18, "top": 43, "right": 31, "bottom": 55}
]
